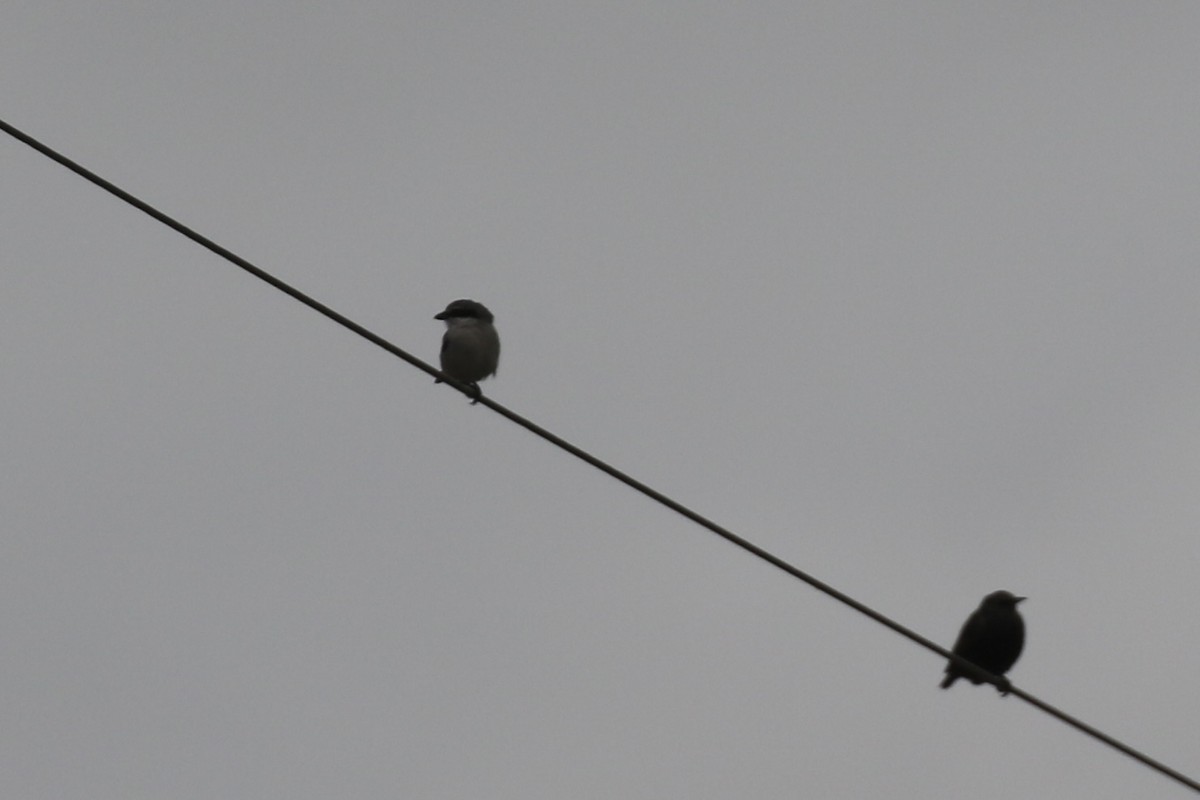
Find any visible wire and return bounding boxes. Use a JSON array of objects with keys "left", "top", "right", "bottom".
[{"left": 3, "top": 117, "right": 1196, "bottom": 794}]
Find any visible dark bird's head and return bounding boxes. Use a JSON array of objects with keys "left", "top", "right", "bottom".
[
  {"left": 983, "top": 590, "right": 1026, "bottom": 608},
  {"left": 435, "top": 299, "right": 494, "bottom": 324}
]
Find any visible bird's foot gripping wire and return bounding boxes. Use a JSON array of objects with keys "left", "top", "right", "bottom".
[{"left": 433, "top": 374, "right": 482, "bottom": 403}]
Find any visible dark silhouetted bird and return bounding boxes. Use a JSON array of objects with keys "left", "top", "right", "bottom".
[
  {"left": 434, "top": 299, "right": 500, "bottom": 402},
  {"left": 940, "top": 590, "right": 1025, "bottom": 692}
]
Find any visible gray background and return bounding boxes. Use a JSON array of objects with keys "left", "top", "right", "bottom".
[{"left": 3, "top": 3, "right": 1198, "bottom": 798}]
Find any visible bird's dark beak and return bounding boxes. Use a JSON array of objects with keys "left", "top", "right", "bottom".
[
  {"left": 1014, "top": 597, "right": 1027, "bottom": 604},
  {"left": 434, "top": 312, "right": 447, "bottom": 320}
]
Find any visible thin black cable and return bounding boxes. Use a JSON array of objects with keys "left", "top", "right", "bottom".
[{"left": 4, "top": 117, "right": 1196, "bottom": 794}]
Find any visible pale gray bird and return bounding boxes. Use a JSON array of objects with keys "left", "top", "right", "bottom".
[
  {"left": 434, "top": 299, "right": 500, "bottom": 401},
  {"left": 940, "top": 590, "right": 1025, "bottom": 693}
]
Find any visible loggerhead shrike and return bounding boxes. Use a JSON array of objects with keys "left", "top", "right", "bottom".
[
  {"left": 940, "top": 590, "right": 1025, "bottom": 693},
  {"left": 434, "top": 299, "right": 500, "bottom": 402}
]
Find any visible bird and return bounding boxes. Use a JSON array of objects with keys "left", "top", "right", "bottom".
[
  {"left": 434, "top": 299, "right": 500, "bottom": 402},
  {"left": 940, "top": 590, "right": 1025, "bottom": 693}
]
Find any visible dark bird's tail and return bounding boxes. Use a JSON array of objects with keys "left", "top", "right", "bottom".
[{"left": 939, "top": 673, "right": 957, "bottom": 689}]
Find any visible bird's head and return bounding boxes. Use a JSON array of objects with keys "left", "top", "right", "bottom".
[
  {"left": 984, "top": 590, "right": 1026, "bottom": 607},
  {"left": 435, "top": 299, "right": 494, "bottom": 324}
]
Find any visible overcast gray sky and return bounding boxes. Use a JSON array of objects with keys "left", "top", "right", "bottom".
[{"left": 3, "top": 3, "right": 1199, "bottom": 798}]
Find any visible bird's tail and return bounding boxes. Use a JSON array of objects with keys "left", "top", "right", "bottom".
[{"left": 939, "top": 673, "right": 957, "bottom": 689}]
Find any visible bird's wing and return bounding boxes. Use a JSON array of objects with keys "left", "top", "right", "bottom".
[{"left": 950, "top": 609, "right": 990, "bottom": 660}]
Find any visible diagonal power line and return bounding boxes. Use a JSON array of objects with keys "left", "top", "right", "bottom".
[{"left": 3, "top": 117, "right": 1196, "bottom": 794}]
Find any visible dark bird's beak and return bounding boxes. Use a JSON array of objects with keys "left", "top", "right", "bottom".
[
  {"left": 434, "top": 311, "right": 447, "bottom": 320},
  {"left": 1014, "top": 596, "right": 1027, "bottom": 603}
]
